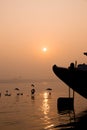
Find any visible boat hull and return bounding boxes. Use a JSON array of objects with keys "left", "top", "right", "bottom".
[{"left": 52, "top": 65, "right": 87, "bottom": 99}]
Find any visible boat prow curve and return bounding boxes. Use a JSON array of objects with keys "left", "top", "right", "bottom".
[{"left": 52, "top": 64, "right": 87, "bottom": 99}]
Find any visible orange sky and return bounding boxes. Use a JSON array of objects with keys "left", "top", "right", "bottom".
[{"left": 0, "top": 0, "right": 87, "bottom": 79}]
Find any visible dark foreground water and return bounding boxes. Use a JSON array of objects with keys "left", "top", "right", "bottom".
[{"left": 0, "top": 79, "right": 87, "bottom": 130}]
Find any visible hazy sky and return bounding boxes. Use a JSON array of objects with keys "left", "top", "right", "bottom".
[{"left": 0, "top": 0, "right": 87, "bottom": 79}]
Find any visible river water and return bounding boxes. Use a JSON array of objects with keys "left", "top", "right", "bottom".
[{"left": 0, "top": 79, "right": 87, "bottom": 130}]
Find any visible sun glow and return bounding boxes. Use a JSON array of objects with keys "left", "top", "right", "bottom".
[{"left": 42, "top": 47, "right": 47, "bottom": 52}]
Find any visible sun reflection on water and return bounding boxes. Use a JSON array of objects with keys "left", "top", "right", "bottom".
[
  {"left": 42, "top": 92, "right": 49, "bottom": 115},
  {"left": 41, "top": 92, "right": 54, "bottom": 129}
]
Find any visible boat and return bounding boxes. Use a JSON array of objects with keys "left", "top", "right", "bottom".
[
  {"left": 46, "top": 88, "right": 52, "bottom": 91},
  {"left": 52, "top": 53, "right": 87, "bottom": 99}
]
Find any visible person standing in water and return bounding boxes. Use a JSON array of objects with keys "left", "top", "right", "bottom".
[{"left": 31, "top": 84, "right": 35, "bottom": 99}]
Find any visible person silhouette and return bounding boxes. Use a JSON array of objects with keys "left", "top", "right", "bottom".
[
  {"left": 31, "top": 84, "right": 36, "bottom": 97},
  {"left": 31, "top": 88, "right": 35, "bottom": 95},
  {"left": 31, "top": 87, "right": 35, "bottom": 100}
]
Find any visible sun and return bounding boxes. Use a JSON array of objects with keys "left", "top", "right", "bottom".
[{"left": 42, "top": 47, "right": 47, "bottom": 52}]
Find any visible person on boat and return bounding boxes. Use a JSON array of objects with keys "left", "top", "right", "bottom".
[{"left": 68, "top": 62, "right": 75, "bottom": 70}]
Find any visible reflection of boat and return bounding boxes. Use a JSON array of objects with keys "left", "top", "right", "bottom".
[
  {"left": 52, "top": 53, "right": 87, "bottom": 99},
  {"left": 55, "top": 109, "right": 87, "bottom": 130}
]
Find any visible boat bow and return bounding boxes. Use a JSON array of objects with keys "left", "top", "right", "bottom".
[{"left": 52, "top": 64, "right": 87, "bottom": 99}]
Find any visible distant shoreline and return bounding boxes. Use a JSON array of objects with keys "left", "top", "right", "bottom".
[{"left": 0, "top": 78, "right": 57, "bottom": 83}]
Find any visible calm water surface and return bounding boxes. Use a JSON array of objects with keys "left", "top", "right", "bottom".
[{"left": 0, "top": 79, "right": 87, "bottom": 130}]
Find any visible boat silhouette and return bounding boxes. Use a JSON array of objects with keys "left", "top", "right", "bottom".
[{"left": 52, "top": 53, "right": 87, "bottom": 99}]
